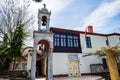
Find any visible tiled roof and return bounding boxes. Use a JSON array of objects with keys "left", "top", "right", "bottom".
[{"left": 50, "top": 27, "right": 120, "bottom": 36}]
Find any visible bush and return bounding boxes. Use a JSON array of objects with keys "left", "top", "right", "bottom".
[
  {"left": 22, "top": 70, "right": 28, "bottom": 78},
  {"left": 0, "top": 56, "right": 11, "bottom": 71}
]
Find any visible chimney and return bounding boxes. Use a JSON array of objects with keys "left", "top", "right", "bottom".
[{"left": 87, "top": 25, "right": 93, "bottom": 33}]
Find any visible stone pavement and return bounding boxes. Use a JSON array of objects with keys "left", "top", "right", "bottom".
[
  {"left": 0, "top": 76, "right": 103, "bottom": 80},
  {"left": 36, "top": 77, "right": 46, "bottom": 80},
  {"left": 35, "top": 76, "right": 103, "bottom": 80},
  {"left": 54, "top": 76, "right": 103, "bottom": 80}
]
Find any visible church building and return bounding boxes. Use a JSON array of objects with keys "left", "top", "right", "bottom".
[{"left": 20, "top": 4, "right": 120, "bottom": 80}]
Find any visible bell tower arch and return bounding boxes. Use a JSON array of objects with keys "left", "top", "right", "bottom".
[{"left": 38, "top": 4, "right": 51, "bottom": 32}]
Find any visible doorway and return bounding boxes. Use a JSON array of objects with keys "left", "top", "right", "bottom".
[
  {"left": 36, "top": 58, "right": 47, "bottom": 78},
  {"left": 69, "top": 60, "right": 79, "bottom": 77}
]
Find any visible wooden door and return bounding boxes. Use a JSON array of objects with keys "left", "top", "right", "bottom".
[{"left": 69, "top": 60, "right": 79, "bottom": 76}]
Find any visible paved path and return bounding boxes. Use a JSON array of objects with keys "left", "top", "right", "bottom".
[
  {"left": 54, "top": 76, "right": 102, "bottom": 80},
  {"left": 35, "top": 76, "right": 103, "bottom": 80},
  {"left": 36, "top": 77, "right": 46, "bottom": 80},
  {"left": 54, "top": 76, "right": 103, "bottom": 80}
]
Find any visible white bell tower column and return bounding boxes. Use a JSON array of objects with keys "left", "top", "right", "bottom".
[{"left": 31, "top": 4, "right": 53, "bottom": 80}]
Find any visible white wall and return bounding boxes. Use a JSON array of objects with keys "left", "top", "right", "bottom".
[
  {"left": 52, "top": 53, "right": 103, "bottom": 75},
  {"left": 78, "top": 54, "right": 102, "bottom": 74},
  {"left": 80, "top": 34, "right": 107, "bottom": 53},
  {"left": 53, "top": 53, "right": 69, "bottom": 75},
  {"left": 108, "top": 35, "right": 120, "bottom": 46},
  {"left": 27, "top": 53, "right": 32, "bottom": 71}
]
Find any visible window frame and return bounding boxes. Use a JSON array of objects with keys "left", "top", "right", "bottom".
[
  {"left": 85, "top": 36, "right": 92, "bottom": 48},
  {"left": 54, "top": 34, "right": 60, "bottom": 46},
  {"left": 53, "top": 32, "right": 82, "bottom": 53}
]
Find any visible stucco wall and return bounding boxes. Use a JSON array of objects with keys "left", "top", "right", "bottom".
[
  {"left": 78, "top": 54, "right": 102, "bottom": 74},
  {"left": 108, "top": 35, "right": 120, "bottom": 46},
  {"left": 52, "top": 53, "right": 102, "bottom": 75},
  {"left": 80, "top": 34, "right": 107, "bottom": 53},
  {"left": 53, "top": 53, "right": 68, "bottom": 75}
]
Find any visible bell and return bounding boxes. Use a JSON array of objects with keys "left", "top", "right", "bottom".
[
  {"left": 42, "top": 22, "right": 46, "bottom": 26},
  {"left": 42, "top": 16, "right": 47, "bottom": 26},
  {"left": 33, "top": 0, "right": 42, "bottom": 2}
]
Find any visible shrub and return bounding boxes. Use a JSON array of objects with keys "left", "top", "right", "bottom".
[{"left": 22, "top": 70, "right": 28, "bottom": 78}]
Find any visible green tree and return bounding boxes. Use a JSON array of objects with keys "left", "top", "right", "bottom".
[
  {"left": 0, "top": 0, "right": 33, "bottom": 71},
  {"left": 0, "top": 43, "right": 11, "bottom": 71},
  {"left": 10, "top": 23, "right": 27, "bottom": 70}
]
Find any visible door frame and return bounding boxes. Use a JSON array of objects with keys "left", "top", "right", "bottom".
[{"left": 68, "top": 54, "right": 80, "bottom": 77}]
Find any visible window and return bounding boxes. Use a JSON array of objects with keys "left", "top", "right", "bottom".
[
  {"left": 54, "top": 34, "right": 79, "bottom": 48},
  {"left": 63, "top": 35, "right": 66, "bottom": 47},
  {"left": 73, "top": 36, "right": 79, "bottom": 47},
  {"left": 67, "top": 35, "right": 73, "bottom": 47},
  {"left": 54, "top": 34, "right": 60, "bottom": 46},
  {"left": 86, "top": 37, "right": 92, "bottom": 48},
  {"left": 106, "top": 40, "right": 109, "bottom": 46},
  {"left": 61, "top": 35, "right": 66, "bottom": 47},
  {"left": 53, "top": 32, "right": 81, "bottom": 53},
  {"left": 102, "top": 58, "right": 107, "bottom": 69}
]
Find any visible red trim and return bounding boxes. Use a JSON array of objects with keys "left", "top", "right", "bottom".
[
  {"left": 50, "top": 27, "right": 120, "bottom": 36},
  {"left": 53, "top": 72, "right": 109, "bottom": 78},
  {"left": 81, "top": 73, "right": 92, "bottom": 76},
  {"left": 107, "top": 33, "right": 120, "bottom": 36},
  {"left": 50, "top": 27, "right": 83, "bottom": 34},
  {"left": 81, "top": 72, "right": 109, "bottom": 76},
  {"left": 53, "top": 74, "right": 68, "bottom": 77}
]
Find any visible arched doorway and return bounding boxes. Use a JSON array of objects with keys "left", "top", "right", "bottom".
[{"left": 36, "top": 39, "right": 50, "bottom": 78}]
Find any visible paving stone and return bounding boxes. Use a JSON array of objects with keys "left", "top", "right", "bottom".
[{"left": 35, "top": 76, "right": 103, "bottom": 80}]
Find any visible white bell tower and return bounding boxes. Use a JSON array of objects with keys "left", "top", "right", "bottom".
[
  {"left": 31, "top": 4, "right": 53, "bottom": 80},
  {"left": 38, "top": 4, "right": 51, "bottom": 32}
]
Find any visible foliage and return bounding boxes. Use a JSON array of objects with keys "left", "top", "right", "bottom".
[
  {"left": 0, "top": 54, "right": 11, "bottom": 71},
  {"left": 83, "top": 46, "right": 120, "bottom": 57},
  {"left": 0, "top": 41, "right": 12, "bottom": 71},
  {"left": 83, "top": 46, "right": 120, "bottom": 80},
  {"left": 22, "top": 70, "right": 28, "bottom": 78},
  {"left": 0, "top": 0, "right": 33, "bottom": 71}
]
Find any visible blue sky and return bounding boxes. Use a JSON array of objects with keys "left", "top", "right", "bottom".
[{"left": 30, "top": 0, "right": 120, "bottom": 34}]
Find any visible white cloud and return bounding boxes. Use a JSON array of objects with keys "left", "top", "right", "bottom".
[
  {"left": 42, "top": 0, "right": 74, "bottom": 15},
  {"left": 76, "top": 0, "right": 120, "bottom": 32},
  {"left": 29, "top": 0, "right": 74, "bottom": 30},
  {"left": 30, "top": 0, "right": 74, "bottom": 16}
]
